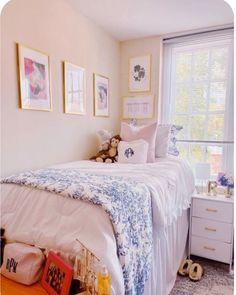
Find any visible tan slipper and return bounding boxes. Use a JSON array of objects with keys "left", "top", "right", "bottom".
[
  {"left": 189, "top": 263, "right": 204, "bottom": 281},
  {"left": 178, "top": 259, "right": 193, "bottom": 276}
]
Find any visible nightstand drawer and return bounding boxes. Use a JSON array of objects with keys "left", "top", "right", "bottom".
[
  {"left": 191, "top": 236, "right": 232, "bottom": 264},
  {"left": 192, "top": 217, "right": 233, "bottom": 243},
  {"left": 192, "top": 198, "right": 233, "bottom": 223}
]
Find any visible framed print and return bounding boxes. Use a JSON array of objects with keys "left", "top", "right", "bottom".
[
  {"left": 129, "top": 55, "right": 151, "bottom": 92},
  {"left": 122, "top": 95, "right": 154, "bottom": 119},
  {"left": 93, "top": 73, "right": 109, "bottom": 117},
  {"left": 64, "top": 62, "right": 86, "bottom": 115},
  {"left": 41, "top": 251, "right": 73, "bottom": 295},
  {"left": 17, "top": 44, "right": 52, "bottom": 111}
]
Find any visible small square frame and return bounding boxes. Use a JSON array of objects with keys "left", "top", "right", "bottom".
[
  {"left": 129, "top": 55, "right": 151, "bottom": 92},
  {"left": 41, "top": 251, "right": 73, "bottom": 295},
  {"left": 64, "top": 62, "right": 86, "bottom": 115},
  {"left": 122, "top": 94, "right": 154, "bottom": 119},
  {"left": 93, "top": 73, "right": 109, "bottom": 117}
]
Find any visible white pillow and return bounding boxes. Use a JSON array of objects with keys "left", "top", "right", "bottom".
[
  {"left": 118, "top": 140, "right": 149, "bottom": 164},
  {"left": 155, "top": 125, "right": 171, "bottom": 158},
  {"left": 120, "top": 122, "right": 157, "bottom": 162}
]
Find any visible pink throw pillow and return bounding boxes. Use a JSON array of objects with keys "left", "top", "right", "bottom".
[
  {"left": 120, "top": 122, "right": 157, "bottom": 162},
  {"left": 155, "top": 125, "right": 171, "bottom": 157}
]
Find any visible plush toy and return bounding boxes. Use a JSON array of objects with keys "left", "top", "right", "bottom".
[
  {"left": 104, "top": 135, "right": 121, "bottom": 163},
  {"left": 90, "top": 130, "right": 113, "bottom": 161},
  {"left": 97, "top": 129, "right": 113, "bottom": 151},
  {"left": 90, "top": 147, "right": 109, "bottom": 162},
  {"left": 91, "top": 135, "right": 121, "bottom": 163}
]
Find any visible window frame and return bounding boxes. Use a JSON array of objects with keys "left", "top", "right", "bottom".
[{"left": 161, "top": 30, "right": 234, "bottom": 176}]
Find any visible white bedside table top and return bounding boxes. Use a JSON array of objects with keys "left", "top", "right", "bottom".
[{"left": 192, "top": 193, "right": 234, "bottom": 204}]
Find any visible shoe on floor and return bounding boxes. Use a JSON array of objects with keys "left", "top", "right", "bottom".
[
  {"left": 189, "top": 263, "right": 204, "bottom": 281},
  {"left": 178, "top": 259, "right": 193, "bottom": 276}
]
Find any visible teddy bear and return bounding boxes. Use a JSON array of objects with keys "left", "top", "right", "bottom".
[{"left": 91, "top": 135, "right": 121, "bottom": 163}]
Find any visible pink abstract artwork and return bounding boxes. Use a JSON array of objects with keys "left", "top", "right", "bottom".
[{"left": 24, "top": 58, "right": 47, "bottom": 99}]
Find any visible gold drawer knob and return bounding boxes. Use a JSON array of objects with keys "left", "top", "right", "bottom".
[
  {"left": 204, "top": 246, "right": 216, "bottom": 251},
  {"left": 205, "top": 227, "right": 216, "bottom": 232},
  {"left": 206, "top": 208, "right": 218, "bottom": 213}
]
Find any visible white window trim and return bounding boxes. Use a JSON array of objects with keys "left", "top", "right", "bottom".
[{"left": 161, "top": 28, "right": 234, "bottom": 175}]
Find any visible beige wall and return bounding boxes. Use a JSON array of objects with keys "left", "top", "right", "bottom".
[
  {"left": 1, "top": 0, "right": 121, "bottom": 177},
  {"left": 120, "top": 36, "right": 162, "bottom": 124}
]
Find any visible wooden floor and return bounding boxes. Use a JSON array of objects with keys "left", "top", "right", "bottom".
[{"left": 0, "top": 275, "right": 47, "bottom": 295}]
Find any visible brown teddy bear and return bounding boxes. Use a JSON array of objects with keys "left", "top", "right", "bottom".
[{"left": 90, "top": 135, "right": 121, "bottom": 163}]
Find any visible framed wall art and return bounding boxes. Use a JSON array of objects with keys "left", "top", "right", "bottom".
[
  {"left": 122, "top": 94, "right": 154, "bottom": 119},
  {"left": 17, "top": 44, "right": 52, "bottom": 111},
  {"left": 41, "top": 251, "right": 73, "bottom": 295},
  {"left": 93, "top": 73, "right": 109, "bottom": 117},
  {"left": 129, "top": 55, "right": 151, "bottom": 92},
  {"left": 64, "top": 62, "right": 86, "bottom": 115}
]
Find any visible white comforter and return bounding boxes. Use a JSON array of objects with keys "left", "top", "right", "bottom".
[{"left": 1, "top": 157, "right": 194, "bottom": 294}]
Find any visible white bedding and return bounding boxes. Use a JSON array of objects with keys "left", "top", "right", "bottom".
[{"left": 1, "top": 156, "right": 194, "bottom": 294}]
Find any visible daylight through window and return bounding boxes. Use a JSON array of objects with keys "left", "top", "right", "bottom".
[{"left": 162, "top": 30, "right": 234, "bottom": 177}]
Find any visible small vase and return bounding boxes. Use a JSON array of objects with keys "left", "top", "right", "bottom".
[{"left": 226, "top": 186, "right": 233, "bottom": 198}]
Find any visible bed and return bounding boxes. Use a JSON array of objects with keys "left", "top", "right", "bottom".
[{"left": 1, "top": 156, "right": 194, "bottom": 295}]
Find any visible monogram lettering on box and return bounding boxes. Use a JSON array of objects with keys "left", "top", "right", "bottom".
[{"left": 6, "top": 258, "right": 18, "bottom": 273}]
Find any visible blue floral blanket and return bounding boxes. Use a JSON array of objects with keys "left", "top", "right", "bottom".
[{"left": 2, "top": 168, "right": 153, "bottom": 295}]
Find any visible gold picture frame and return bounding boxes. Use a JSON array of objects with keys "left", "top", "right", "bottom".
[
  {"left": 122, "top": 94, "right": 154, "bottom": 119},
  {"left": 93, "top": 73, "right": 109, "bottom": 117},
  {"left": 17, "top": 43, "right": 52, "bottom": 111},
  {"left": 64, "top": 62, "right": 86, "bottom": 115},
  {"left": 129, "top": 54, "right": 151, "bottom": 92}
]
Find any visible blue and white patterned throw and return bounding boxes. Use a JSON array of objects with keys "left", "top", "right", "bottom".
[{"left": 2, "top": 168, "right": 153, "bottom": 295}]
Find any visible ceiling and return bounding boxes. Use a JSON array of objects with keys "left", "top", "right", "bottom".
[{"left": 68, "top": 0, "right": 233, "bottom": 41}]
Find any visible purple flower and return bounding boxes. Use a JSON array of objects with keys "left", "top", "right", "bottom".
[{"left": 217, "top": 172, "right": 234, "bottom": 188}]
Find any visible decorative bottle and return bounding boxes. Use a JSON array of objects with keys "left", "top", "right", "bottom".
[{"left": 97, "top": 265, "right": 110, "bottom": 295}]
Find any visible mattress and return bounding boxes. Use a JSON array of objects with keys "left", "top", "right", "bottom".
[{"left": 1, "top": 156, "right": 194, "bottom": 294}]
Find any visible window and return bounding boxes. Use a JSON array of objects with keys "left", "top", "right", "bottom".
[{"left": 162, "top": 30, "right": 234, "bottom": 178}]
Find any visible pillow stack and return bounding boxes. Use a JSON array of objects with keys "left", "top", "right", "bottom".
[
  {"left": 118, "top": 122, "right": 182, "bottom": 164},
  {"left": 120, "top": 122, "right": 157, "bottom": 163}
]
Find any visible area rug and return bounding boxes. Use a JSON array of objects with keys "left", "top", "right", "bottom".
[{"left": 170, "top": 256, "right": 234, "bottom": 295}]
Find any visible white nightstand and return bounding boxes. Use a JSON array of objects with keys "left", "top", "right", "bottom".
[{"left": 189, "top": 193, "right": 234, "bottom": 271}]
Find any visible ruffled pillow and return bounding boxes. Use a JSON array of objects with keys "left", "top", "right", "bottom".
[
  {"left": 168, "top": 125, "right": 183, "bottom": 156},
  {"left": 155, "top": 125, "right": 171, "bottom": 157},
  {"left": 155, "top": 124, "right": 183, "bottom": 157}
]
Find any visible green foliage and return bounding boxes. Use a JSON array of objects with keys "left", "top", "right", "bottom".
[
  {"left": 192, "top": 83, "right": 207, "bottom": 112},
  {"left": 211, "top": 47, "right": 228, "bottom": 80},
  {"left": 175, "top": 52, "right": 191, "bottom": 82},
  {"left": 207, "top": 115, "right": 224, "bottom": 140},
  {"left": 173, "top": 44, "right": 228, "bottom": 176},
  {"left": 209, "top": 82, "right": 226, "bottom": 111},
  {"left": 175, "top": 84, "right": 189, "bottom": 113},
  {"left": 190, "top": 115, "right": 205, "bottom": 140},
  {"left": 174, "top": 115, "right": 188, "bottom": 139},
  {"left": 193, "top": 49, "right": 209, "bottom": 81}
]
